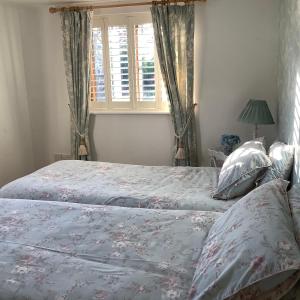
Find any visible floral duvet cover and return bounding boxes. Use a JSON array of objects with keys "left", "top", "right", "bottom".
[
  {"left": 0, "top": 160, "right": 237, "bottom": 212},
  {"left": 0, "top": 198, "right": 220, "bottom": 300}
]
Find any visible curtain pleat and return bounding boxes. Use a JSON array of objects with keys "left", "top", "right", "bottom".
[
  {"left": 61, "top": 11, "right": 93, "bottom": 160},
  {"left": 151, "top": 4, "right": 198, "bottom": 166}
]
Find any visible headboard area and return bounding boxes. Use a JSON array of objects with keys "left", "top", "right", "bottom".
[{"left": 278, "top": 0, "right": 300, "bottom": 184}]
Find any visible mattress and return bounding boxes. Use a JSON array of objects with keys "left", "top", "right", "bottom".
[
  {"left": 0, "top": 160, "right": 238, "bottom": 212},
  {"left": 0, "top": 198, "right": 220, "bottom": 299}
]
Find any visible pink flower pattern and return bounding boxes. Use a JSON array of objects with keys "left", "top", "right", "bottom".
[
  {"left": 190, "top": 179, "right": 300, "bottom": 300},
  {"left": 0, "top": 160, "right": 236, "bottom": 212},
  {"left": 0, "top": 197, "right": 219, "bottom": 299}
]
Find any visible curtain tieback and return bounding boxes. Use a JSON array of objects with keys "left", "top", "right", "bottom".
[
  {"left": 174, "top": 103, "right": 197, "bottom": 160},
  {"left": 68, "top": 104, "right": 88, "bottom": 156}
]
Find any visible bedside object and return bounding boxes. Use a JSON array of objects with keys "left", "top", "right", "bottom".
[
  {"left": 238, "top": 99, "right": 275, "bottom": 139},
  {"left": 208, "top": 149, "right": 228, "bottom": 168},
  {"left": 220, "top": 134, "right": 241, "bottom": 155}
]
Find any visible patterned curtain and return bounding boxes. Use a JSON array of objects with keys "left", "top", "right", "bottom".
[
  {"left": 151, "top": 3, "right": 198, "bottom": 166},
  {"left": 61, "top": 10, "right": 93, "bottom": 160}
]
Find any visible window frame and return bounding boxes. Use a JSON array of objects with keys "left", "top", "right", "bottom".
[{"left": 90, "top": 13, "right": 169, "bottom": 113}]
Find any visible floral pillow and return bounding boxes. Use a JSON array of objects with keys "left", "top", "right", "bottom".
[
  {"left": 259, "top": 141, "right": 294, "bottom": 185},
  {"left": 190, "top": 179, "right": 300, "bottom": 300},
  {"left": 213, "top": 140, "right": 271, "bottom": 200},
  {"left": 288, "top": 184, "right": 300, "bottom": 246}
]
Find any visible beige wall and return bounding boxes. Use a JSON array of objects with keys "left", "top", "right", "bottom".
[
  {"left": 90, "top": 114, "right": 174, "bottom": 165},
  {"left": 0, "top": 4, "right": 35, "bottom": 186},
  {"left": 196, "top": 0, "right": 279, "bottom": 164},
  {"left": 19, "top": 7, "right": 71, "bottom": 168},
  {"left": 1, "top": 0, "right": 280, "bottom": 179}
]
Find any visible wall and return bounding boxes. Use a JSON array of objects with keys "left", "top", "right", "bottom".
[
  {"left": 0, "top": 4, "right": 35, "bottom": 186},
  {"left": 90, "top": 114, "right": 173, "bottom": 165},
  {"left": 19, "top": 0, "right": 280, "bottom": 170},
  {"left": 19, "top": 7, "right": 71, "bottom": 169},
  {"left": 278, "top": 0, "right": 300, "bottom": 183},
  {"left": 196, "top": 0, "right": 279, "bottom": 164}
]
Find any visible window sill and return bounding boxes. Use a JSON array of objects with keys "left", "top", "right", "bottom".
[{"left": 90, "top": 111, "right": 170, "bottom": 115}]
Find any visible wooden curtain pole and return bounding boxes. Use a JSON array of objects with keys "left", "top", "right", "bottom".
[{"left": 49, "top": 0, "right": 206, "bottom": 14}]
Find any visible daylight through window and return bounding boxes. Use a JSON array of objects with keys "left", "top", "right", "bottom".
[{"left": 90, "top": 14, "right": 169, "bottom": 112}]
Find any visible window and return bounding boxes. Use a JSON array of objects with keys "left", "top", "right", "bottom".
[{"left": 90, "top": 14, "right": 169, "bottom": 113}]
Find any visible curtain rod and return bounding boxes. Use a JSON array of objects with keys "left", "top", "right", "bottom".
[{"left": 49, "top": 0, "right": 206, "bottom": 14}]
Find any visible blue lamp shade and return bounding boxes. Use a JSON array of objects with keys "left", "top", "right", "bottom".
[{"left": 238, "top": 99, "right": 275, "bottom": 125}]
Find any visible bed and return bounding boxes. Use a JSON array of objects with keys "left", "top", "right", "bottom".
[
  {"left": 0, "top": 198, "right": 219, "bottom": 299},
  {"left": 0, "top": 160, "right": 238, "bottom": 212},
  {"left": 1, "top": 180, "right": 300, "bottom": 299}
]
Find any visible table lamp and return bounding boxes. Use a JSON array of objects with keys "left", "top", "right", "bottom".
[{"left": 238, "top": 99, "right": 275, "bottom": 139}]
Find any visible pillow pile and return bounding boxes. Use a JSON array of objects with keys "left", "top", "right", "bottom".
[
  {"left": 190, "top": 179, "right": 300, "bottom": 300},
  {"left": 259, "top": 141, "right": 294, "bottom": 185},
  {"left": 213, "top": 139, "right": 271, "bottom": 200}
]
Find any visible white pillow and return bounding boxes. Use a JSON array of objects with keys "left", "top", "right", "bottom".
[
  {"left": 259, "top": 141, "right": 294, "bottom": 185},
  {"left": 213, "top": 140, "right": 271, "bottom": 200}
]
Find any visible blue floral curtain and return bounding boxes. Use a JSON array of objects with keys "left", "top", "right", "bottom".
[
  {"left": 61, "top": 10, "right": 93, "bottom": 160},
  {"left": 151, "top": 3, "right": 198, "bottom": 166}
]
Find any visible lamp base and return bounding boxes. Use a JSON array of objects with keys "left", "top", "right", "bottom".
[{"left": 253, "top": 124, "right": 258, "bottom": 139}]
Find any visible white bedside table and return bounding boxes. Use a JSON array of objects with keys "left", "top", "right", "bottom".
[{"left": 208, "top": 149, "right": 228, "bottom": 168}]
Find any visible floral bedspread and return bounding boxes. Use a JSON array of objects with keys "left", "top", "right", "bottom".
[
  {"left": 0, "top": 198, "right": 220, "bottom": 299},
  {"left": 0, "top": 160, "right": 237, "bottom": 212}
]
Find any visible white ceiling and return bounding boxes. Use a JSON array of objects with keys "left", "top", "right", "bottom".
[{"left": 0, "top": 0, "right": 140, "bottom": 6}]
